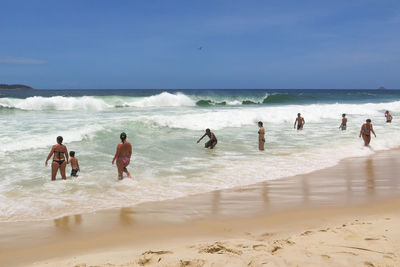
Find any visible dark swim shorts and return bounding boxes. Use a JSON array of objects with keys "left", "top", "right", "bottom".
[{"left": 71, "top": 168, "right": 79, "bottom": 177}]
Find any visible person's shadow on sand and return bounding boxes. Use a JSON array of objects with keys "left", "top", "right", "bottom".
[
  {"left": 119, "top": 207, "right": 136, "bottom": 226},
  {"left": 365, "top": 158, "right": 376, "bottom": 195},
  {"left": 54, "top": 215, "right": 82, "bottom": 232}
]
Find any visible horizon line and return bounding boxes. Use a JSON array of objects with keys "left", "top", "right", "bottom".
[{"left": 31, "top": 88, "right": 399, "bottom": 90}]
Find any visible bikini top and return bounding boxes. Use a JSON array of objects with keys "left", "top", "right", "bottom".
[{"left": 54, "top": 145, "right": 65, "bottom": 159}]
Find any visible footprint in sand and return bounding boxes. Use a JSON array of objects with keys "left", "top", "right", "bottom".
[
  {"left": 257, "top": 232, "right": 274, "bottom": 241},
  {"left": 364, "top": 237, "right": 380, "bottom": 241},
  {"left": 138, "top": 257, "right": 151, "bottom": 266},
  {"left": 138, "top": 250, "right": 173, "bottom": 266},
  {"left": 199, "top": 242, "right": 242, "bottom": 255},
  {"left": 180, "top": 259, "right": 206, "bottom": 267},
  {"left": 273, "top": 239, "right": 295, "bottom": 246},
  {"left": 364, "top": 261, "right": 375, "bottom": 267},
  {"left": 260, "top": 232, "right": 274, "bottom": 237},
  {"left": 271, "top": 246, "right": 282, "bottom": 254},
  {"left": 252, "top": 244, "right": 268, "bottom": 251},
  {"left": 336, "top": 251, "right": 359, "bottom": 256},
  {"left": 321, "top": 254, "right": 331, "bottom": 259},
  {"left": 142, "top": 250, "right": 173, "bottom": 255},
  {"left": 301, "top": 230, "right": 313, "bottom": 236}
]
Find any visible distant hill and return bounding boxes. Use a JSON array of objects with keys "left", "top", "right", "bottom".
[{"left": 0, "top": 84, "right": 34, "bottom": 90}]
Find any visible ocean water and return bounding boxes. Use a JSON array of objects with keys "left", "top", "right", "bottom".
[{"left": 1, "top": 89, "right": 400, "bottom": 222}]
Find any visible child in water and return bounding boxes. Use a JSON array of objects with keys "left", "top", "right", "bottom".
[{"left": 68, "top": 151, "right": 80, "bottom": 177}]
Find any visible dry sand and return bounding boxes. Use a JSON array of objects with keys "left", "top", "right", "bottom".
[
  {"left": 33, "top": 201, "right": 400, "bottom": 267},
  {"left": 1, "top": 149, "right": 400, "bottom": 267}
]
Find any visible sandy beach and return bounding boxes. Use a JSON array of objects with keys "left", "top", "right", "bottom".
[{"left": 1, "top": 149, "right": 400, "bottom": 267}]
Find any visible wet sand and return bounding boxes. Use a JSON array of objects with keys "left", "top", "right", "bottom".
[{"left": 1, "top": 149, "right": 400, "bottom": 266}]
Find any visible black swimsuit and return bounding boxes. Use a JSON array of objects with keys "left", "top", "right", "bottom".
[
  {"left": 53, "top": 149, "right": 65, "bottom": 165},
  {"left": 364, "top": 125, "right": 371, "bottom": 136},
  {"left": 258, "top": 131, "right": 265, "bottom": 142}
]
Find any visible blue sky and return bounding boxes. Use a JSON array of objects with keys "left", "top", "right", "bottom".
[{"left": 0, "top": 0, "right": 399, "bottom": 89}]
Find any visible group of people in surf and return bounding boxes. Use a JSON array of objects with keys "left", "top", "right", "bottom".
[
  {"left": 45, "top": 132, "right": 132, "bottom": 181},
  {"left": 257, "top": 111, "right": 393, "bottom": 150},
  {"left": 45, "top": 111, "right": 393, "bottom": 180}
]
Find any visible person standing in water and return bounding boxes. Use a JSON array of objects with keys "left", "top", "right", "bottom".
[
  {"left": 294, "top": 113, "right": 305, "bottom": 130},
  {"left": 45, "top": 136, "right": 69, "bottom": 181},
  {"left": 385, "top": 110, "right": 393, "bottom": 123},
  {"left": 359, "top": 119, "right": 376, "bottom": 146},
  {"left": 339, "top": 113, "right": 347, "bottom": 130},
  {"left": 112, "top": 132, "right": 132, "bottom": 180},
  {"left": 258, "top": 121, "right": 265, "bottom": 151},
  {"left": 68, "top": 151, "right": 80, "bottom": 177},
  {"left": 197, "top": 128, "right": 217, "bottom": 149}
]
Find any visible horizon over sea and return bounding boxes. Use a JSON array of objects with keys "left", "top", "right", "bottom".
[{"left": 1, "top": 88, "right": 400, "bottom": 222}]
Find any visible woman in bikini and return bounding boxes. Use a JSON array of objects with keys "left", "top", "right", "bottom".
[
  {"left": 45, "top": 136, "right": 69, "bottom": 181},
  {"left": 258, "top": 121, "right": 265, "bottom": 151},
  {"left": 359, "top": 119, "right": 376, "bottom": 146},
  {"left": 112, "top": 132, "right": 132, "bottom": 180}
]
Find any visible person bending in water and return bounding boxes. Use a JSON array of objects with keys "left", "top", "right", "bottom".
[
  {"left": 385, "top": 110, "right": 393, "bottom": 123},
  {"left": 359, "top": 119, "right": 376, "bottom": 146},
  {"left": 197, "top": 128, "right": 217, "bottom": 149},
  {"left": 68, "top": 151, "right": 80, "bottom": 177},
  {"left": 339, "top": 113, "right": 347, "bottom": 130},
  {"left": 258, "top": 121, "right": 265, "bottom": 151},
  {"left": 112, "top": 132, "right": 132, "bottom": 180},
  {"left": 45, "top": 136, "right": 69, "bottom": 181},
  {"left": 294, "top": 113, "right": 305, "bottom": 130}
]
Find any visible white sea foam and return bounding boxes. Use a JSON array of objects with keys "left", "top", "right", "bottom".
[
  {"left": 0, "top": 123, "right": 103, "bottom": 153},
  {"left": 0, "top": 96, "right": 110, "bottom": 110},
  {"left": 1, "top": 92, "right": 400, "bottom": 222},
  {"left": 135, "top": 101, "right": 400, "bottom": 130},
  {"left": 124, "top": 92, "right": 195, "bottom": 107},
  {"left": 0, "top": 92, "right": 196, "bottom": 110}
]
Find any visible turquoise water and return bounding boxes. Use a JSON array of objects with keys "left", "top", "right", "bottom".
[{"left": 1, "top": 89, "right": 400, "bottom": 221}]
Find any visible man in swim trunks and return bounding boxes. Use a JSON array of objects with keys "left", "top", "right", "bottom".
[
  {"left": 385, "top": 110, "right": 393, "bottom": 123},
  {"left": 197, "top": 128, "right": 217, "bottom": 149},
  {"left": 112, "top": 132, "right": 132, "bottom": 180},
  {"left": 359, "top": 119, "right": 376, "bottom": 146},
  {"left": 339, "top": 113, "right": 347, "bottom": 130},
  {"left": 45, "top": 136, "right": 69, "bottom": 181},
  {"left": 294, "top": 113, "right": 305, "bottom": 130}
]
